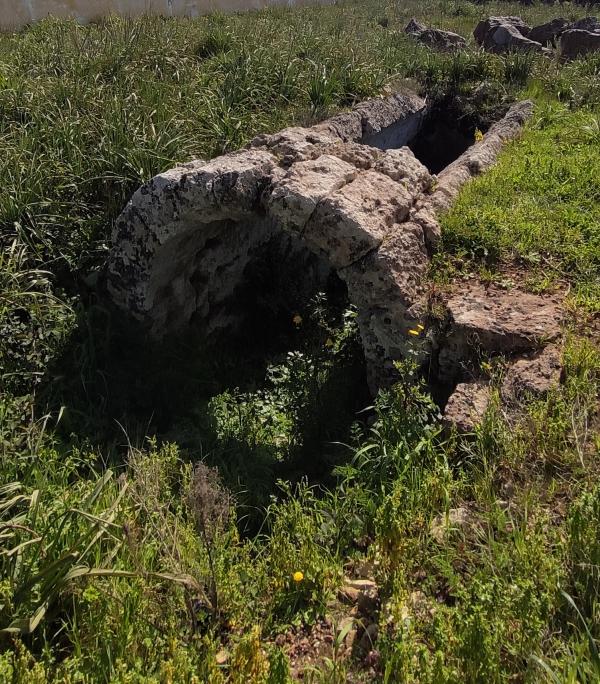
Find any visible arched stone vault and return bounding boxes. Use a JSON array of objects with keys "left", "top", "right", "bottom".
[{"left": 108, "top": 93, "right": 533, "bottom": 390}]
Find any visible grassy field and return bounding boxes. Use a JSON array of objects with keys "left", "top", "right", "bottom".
[{"left": 1, "top": 1, "right": 599, "bottom": 682}]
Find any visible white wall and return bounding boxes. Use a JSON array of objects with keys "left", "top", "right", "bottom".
[{"left": 0, "top": 0, "right": 334, "bottom": 29}]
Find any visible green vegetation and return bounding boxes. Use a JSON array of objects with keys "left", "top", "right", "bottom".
[
  {"left": 438, "top": 103, "right": 600, "bottom": 311},
  {"left": 1, "top": 1, "right": 599, "bottom": 682}
]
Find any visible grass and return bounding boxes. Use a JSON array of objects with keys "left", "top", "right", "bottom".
[
  {"left": 436, "top": 102, "right": 600, "bottom": 311},
  {"left": 0, "top": 0, "right": 599, "bottom": 682}
]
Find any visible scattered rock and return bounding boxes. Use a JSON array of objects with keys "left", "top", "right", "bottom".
[
  {"left": 473, "top": 16, "right": 548, "bottom": 54},
  {"left": 338, "top": 579, "right": 380, "bottom": 618},
  {"left": 405, "top": 18, "right": 467, "bottom": 51},
  {"left": 529, "top": 18, "right": 569, "bottom": 46},
  {"left": 430, "top": 507, "right": 474, "bottom": 542},
  {"left": 438, "top": 285, "right": 562, "bottom": 382},
  {"left": 561, "top": 28, "right": 600, "bottom": 60},
  {"left": 474, "top": 16, "right": 530, "bottom": 42},
  {"left": 443, "top": 382, "right": 491, "bottom": 433},
  {"left": 501, "top": 344, "right": 563, "bottom": 402},
  {"left": 215, "top": 649, "right": 230, "bottom": 665}
]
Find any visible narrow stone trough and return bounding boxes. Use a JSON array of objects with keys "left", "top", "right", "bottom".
[{"left": 108, "top": 92, "right": 539, "bottom": 393}]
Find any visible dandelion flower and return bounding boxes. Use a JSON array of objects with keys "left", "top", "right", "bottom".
[
  {"left": 293, "top": 571, "right": 304, "bottom": 583},
  {"left": 292, "top": 314, "right": 303, "bottom": 326}
]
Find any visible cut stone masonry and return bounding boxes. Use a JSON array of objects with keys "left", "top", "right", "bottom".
[{"left": 108, "top": 93, "right": 544, "bottom": 394}]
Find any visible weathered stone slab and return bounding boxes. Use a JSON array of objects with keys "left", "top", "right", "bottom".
[
  {"left": 438, "top": 285, "right": 563, "bottom": 382},
  {"left": 501, "top": 344, "right": 563, "bottom": 401},
  {"left": 444, "top": 382, "right": 491, "bottom": 433}
]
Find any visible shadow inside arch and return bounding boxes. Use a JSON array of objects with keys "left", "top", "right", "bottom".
[{"left": 36, "top": 257, "right": 371, "bottom": 533}]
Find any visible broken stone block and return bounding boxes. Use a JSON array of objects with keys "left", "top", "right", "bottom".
[
  {"left": 443, "top": 382, "right": 491, "bottom": 433},
  {"left": 501, "top": 344, "right": 563, "bottom": 402},
  {"left": 405, "top": 18, "right": 467, "bottom": 51},
  {"left": 438, "top": 286, "right": 562, "bottom": 381}
]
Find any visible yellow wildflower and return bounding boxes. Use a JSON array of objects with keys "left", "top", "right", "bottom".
[
  {"left": 408, "top": 329, "right": 420, "bottom": 336},
  {"left": 293, "top": 571, "right": 304, "bottom": 583},
  {"left": 292, "top": 314, "right": 303, "bottom": 326},
  {"left": 417, "top": 323, "right": 425, "bottom": 331},
  {"left": 474, "top": 128, "right": 484, "bottom": 143}
]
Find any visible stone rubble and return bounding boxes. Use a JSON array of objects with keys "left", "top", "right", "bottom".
[
  {"left": 472, "top": 15, "right": 600, "bottom": 59},
  {"left": 404, "top": 18, "right": 467, "bottom": 51},
  {"left": 438, "top": 285, "right": 563, "bottom": 383},
  {"left": 438, "top": 285, "right": 564, "bottom": 433}
]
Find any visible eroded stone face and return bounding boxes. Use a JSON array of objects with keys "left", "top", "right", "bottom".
[
  {"left": 443, "top": 382, "right": 491, "bottom": 433},
  {"left": 302, "top": 170, "right": 413, "bottom": 268},
  {"left": 438, "top": 285, "right": 563, "bottom": 383},
  {"left": 267, "top": 155, "right": 358, "bottom": 232}
]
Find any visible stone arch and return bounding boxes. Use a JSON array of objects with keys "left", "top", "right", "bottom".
[{"left": 108, "top": 94, "right": 533, "bottom": 389}]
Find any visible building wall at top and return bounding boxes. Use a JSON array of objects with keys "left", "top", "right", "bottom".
[{"left": 0, "top": 0, "right": 334, "bottom": 29}]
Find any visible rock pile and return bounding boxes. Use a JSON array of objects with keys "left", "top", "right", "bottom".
[
  {"left": 473, "top": 15, "right": 600, "bottom": 59},
  {"left": 473, "top": 16, "right": 550, "bottom": 54},
  {"left": 439, "top": 286, "right": 564, "bottom": 433}
]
